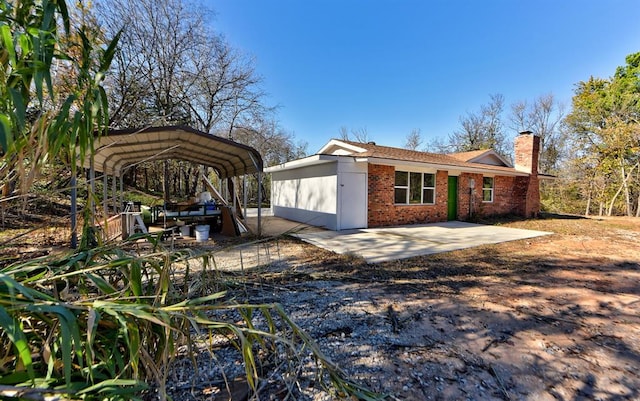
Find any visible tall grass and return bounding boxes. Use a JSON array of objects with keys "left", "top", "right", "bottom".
[{"left": 0, "top": 233, "right": 384, "bottom": 400}]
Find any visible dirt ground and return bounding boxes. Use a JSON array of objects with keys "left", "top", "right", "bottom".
[
  {"left": 2, "top": 214, "right": 639, "bottom": 400},
  {"left": 182, "top": 214, "right": 640, "bottom": 401}
]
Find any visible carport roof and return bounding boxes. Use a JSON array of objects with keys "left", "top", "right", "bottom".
[{"left": 83, "top": 125, "right": 263, "bottom": 179}]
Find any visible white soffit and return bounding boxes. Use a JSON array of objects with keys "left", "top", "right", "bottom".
[
  {"left": 468, "top": 151, "right": 513, "bottom": 167},
  {"left": 317, "top": 139, "right": 367, "bottom": 155}
]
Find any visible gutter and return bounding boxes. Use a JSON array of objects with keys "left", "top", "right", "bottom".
[
  {"left": 358, "top": 157, "right": 531, "bottom": 177},
  {"left": 265, "top": 154, "right": 339, "bottom": 172}
]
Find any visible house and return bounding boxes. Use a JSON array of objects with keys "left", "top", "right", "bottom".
[{"left": 265, "top": 131, "right": 541, "bottom": 230}]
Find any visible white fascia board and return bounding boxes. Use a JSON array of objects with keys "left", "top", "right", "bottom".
[
  {"left": 363, "top": 157, "right": 530, "bottom": 177},
  {"left": 264, "top": 154, "right": 338, "bottom": 173},
  {"left": 317, "top": 139, "right": 367, "bottom": 155}
]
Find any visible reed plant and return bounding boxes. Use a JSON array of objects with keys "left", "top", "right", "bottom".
[{"left": 0, "top": 233, "right": 384, "bottom": 400}]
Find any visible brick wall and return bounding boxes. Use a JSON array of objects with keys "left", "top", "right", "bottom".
[
  {"left": 514, "top": 132, "right": 540, "bottom": 174},
  {"left": 457, "top": 173, "right": 536, "bottom": 219},
  {"left": 456, "top": 173, "right": 482, "bottom": 220},
  {"left": 514, "top": 133, "right": 541, "bottom": 217},
  {"left": 367, "top": 154, "right": 540, "bottom": 227},
  {"left": 367, "top": 164, "right": 448, "bottom": 227}
]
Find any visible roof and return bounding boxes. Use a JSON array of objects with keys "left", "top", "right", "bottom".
[
  {"left": 313, "top": 139, "right": 527, "bottom": 176},
  {"left": 449, "top": 149, "right": 492, "bottom": 162},
  {"left": 449, "top": 149, "right": 513, "bottom": 167},
  {"left": 83, "top": 125, "right": 263, "bottom": 179}
]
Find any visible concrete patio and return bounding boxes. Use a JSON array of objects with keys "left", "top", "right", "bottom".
[
  {"left": 245, "top": 210, "right": 552, "bottom": 263},
  {"left": 292, "top": 221, "right": 551, "bottom": 263}
]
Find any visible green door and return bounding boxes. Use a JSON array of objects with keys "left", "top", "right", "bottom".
[{"left": 447, "top": 176, "right": 458, "bottom": 221}]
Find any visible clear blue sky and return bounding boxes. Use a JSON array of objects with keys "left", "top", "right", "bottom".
[{"left": 212, "top": 0, "right": 640, "bottom": 155}]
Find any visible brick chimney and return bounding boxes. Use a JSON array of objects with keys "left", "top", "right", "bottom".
[
  {"left": 514, "top": 131, "right": 540, "bottom": 175},
  {"left": 514, "top": 131, "right": 541, "bottom": 218}
]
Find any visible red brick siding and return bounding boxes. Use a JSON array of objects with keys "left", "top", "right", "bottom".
[
  {"left": 457, "top": 173, "right": 537, "bottom": 219},
  {"left": 514, "top": 134, "right": 540, "bottom": 175},
  {"left": 480, "top": 176, "right": 522, "bottom": 216},
  {"left": 456, "top": 173, "right": 483, "bottom": 220},
  {"left": 514, "top": 133, "right": 541, "bottom": 217},
  {"left": 367, "top": 164, "right": 539, "bottom": 227},
  {"left": 367, "top": 165, "right": 447, "bottom": 227}
]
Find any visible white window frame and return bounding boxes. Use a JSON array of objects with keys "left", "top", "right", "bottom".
[
  {"left": 394, "top": 170, "right": 436, "bottom": 205},
  {"left": 422, "top": 173, "right": 436, "bottom": 204},
  {"left": 482, "top": 176, "right": 494, "bottom": 203}
]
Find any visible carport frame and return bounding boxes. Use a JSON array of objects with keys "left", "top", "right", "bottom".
[{"left": 72, "top": 125, "right": 264, "bottom": 246}]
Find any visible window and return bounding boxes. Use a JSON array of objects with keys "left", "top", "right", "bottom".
[
  {"left": 394, "top": 171, "right": 408, "bottom": 203},
  {"left": 423, "top": 173, "right": 435, "bottom": 204},
  {"left": 394, "top": 171, "right": 435, "bottom": 204},
  {"left": 482, "top": 177, "right": 494, "bottom": 202}
]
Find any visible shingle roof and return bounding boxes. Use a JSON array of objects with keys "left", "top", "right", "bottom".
[
  {"left": 330, "top": 140, "right": 522, "bottom": 174},
  {"left": 448, "top": 149, "right": 492, "bottom": 162}
]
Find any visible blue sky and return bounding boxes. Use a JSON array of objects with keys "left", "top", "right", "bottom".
[{"left": 212, "top": 0, "right": 640, "bottom": 155}]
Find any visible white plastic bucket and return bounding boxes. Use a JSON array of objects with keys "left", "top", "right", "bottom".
[
  {"left": 179, "top": 225, "right": 190, "bottom": 237},
  {"left": 199, "top": 191, "right": 212, "bottom": 203},
  {"left": 195, "top": 225, "right": 210, "bottom": 242}
]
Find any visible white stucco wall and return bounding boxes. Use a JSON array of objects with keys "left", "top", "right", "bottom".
[
  {"left": 271, "top": 162, "right": 339, "bottom": 229},
  {"left": 269, "top": 158, "right": 370, "bottom": 231}
]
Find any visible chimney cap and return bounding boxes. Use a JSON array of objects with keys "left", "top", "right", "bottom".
[{"left": 519, "top": 130, "right": 533, "bottom": 136}]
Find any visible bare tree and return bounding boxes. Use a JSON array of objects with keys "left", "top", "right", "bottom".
[
  {"left": 97, "top": 0, "right": 267, "bottom": 133},
  {"left": 337, "top": 126, "right": 371, "bottom": 143},
  {"left": 510, "top": 93, "right": 565, "bottom": 173},
  {"left": 338, "top": 126, "right": 350, "bottom": 140},
  {"left": 404, "top": 128, "right": 423, "bottom": 150},
  {"left": 448, "top": 94, "right": 509, "bottom": 157}
]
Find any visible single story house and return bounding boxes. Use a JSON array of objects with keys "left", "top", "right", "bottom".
[{"left": 265, "top": 131, "right": 541, "bottom": 230}]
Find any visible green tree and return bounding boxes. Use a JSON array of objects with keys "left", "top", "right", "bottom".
[
  {"left": 565, "top": 52, "right": 640, "bottom": 217},
  {"left": 0, "top": 0, "right": 118, "bottom": 203}
]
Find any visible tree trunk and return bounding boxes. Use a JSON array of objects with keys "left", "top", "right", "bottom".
[
  {"left": 621, "top": 166, "right": 632, "bottom": 217},
  {"left": 607, "top": 182, "right": 624, "bottom": 216},
  {"left": 585, "top": 181, "right": 593, "bottom": 216},
  {"left": 192, "top": 165, "right": 200, "bottom": 195},
  {"left": 606, "top": 162, "right": 639, "bottom": 216}
]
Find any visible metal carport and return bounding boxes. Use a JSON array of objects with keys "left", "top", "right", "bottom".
[{"left": 73, "top": 125, "right": 264, "bottom": 246}]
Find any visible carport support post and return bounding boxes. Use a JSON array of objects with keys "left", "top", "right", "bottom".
[
  {"left": 243, "top": 174, "right": 248, "bottom": 221},
  {"left": 89, "top": 159, "right": 96, "bottom": 226},
  {"left": 119, "top": 174, "right": 124, "bottom": 212},
  {"left": 102, "top": 169, "right": 108, "bottom": 219},
  {"left": 257, "top": 172, "right": 262, "bottom": 237},
  {"left": 89, "top": 159, "right": 96, "bottom": 245},
  {"left": 112, "top": 173, "right": 117, "bottom": 214},
  {"left": 70, "top": 174, "right": 78, "bottom": 249}
]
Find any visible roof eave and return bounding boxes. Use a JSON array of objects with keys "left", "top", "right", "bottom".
[
  {"left": 361, "top": 157, "right": 530, "bottom": 176},
  {"left": 265, "top": 154, "right": 338, "bottom": 172},
  {"left": 317, "top": 139, "right": 367, "bottom": 155}
]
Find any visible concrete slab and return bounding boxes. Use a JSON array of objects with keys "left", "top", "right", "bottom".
[
  {"left": 244, "top": 208, "right": 323, "bottom": 237},
  {"left": 294, "top": 221, "right": 552, "bottom": 263}
]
